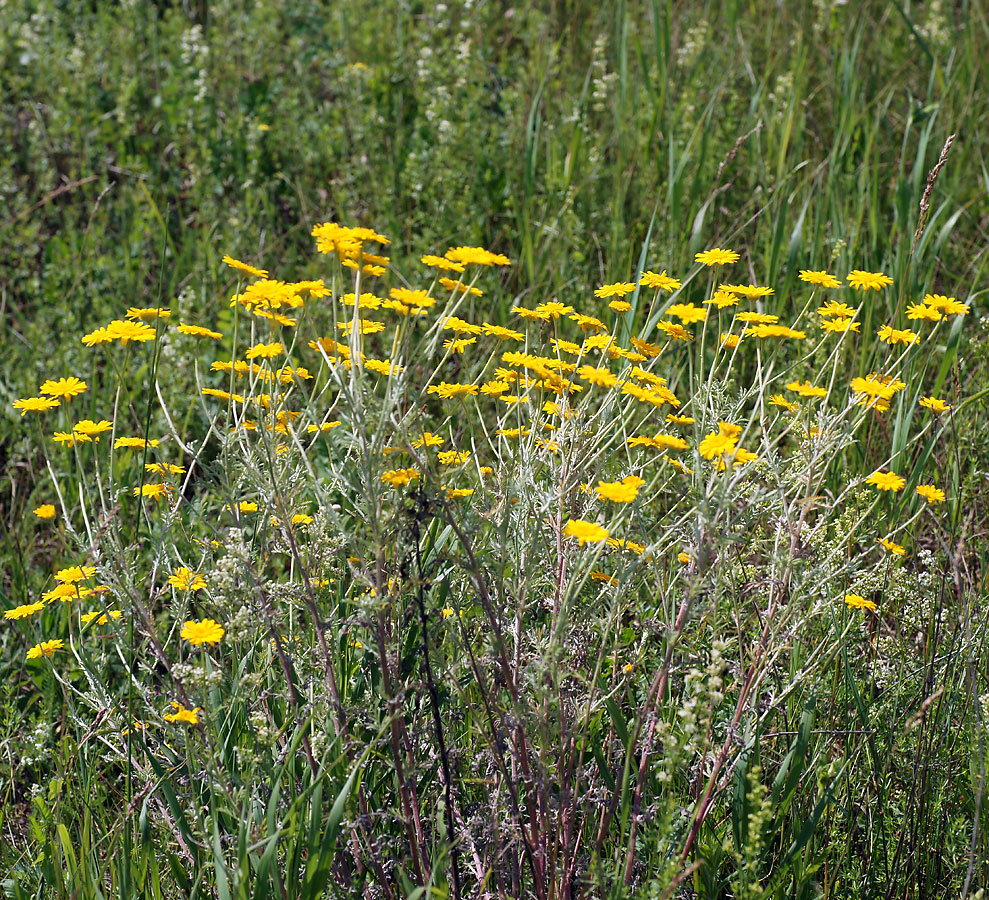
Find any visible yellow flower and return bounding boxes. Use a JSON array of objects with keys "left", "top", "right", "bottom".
[
  {"left": 877, "top": 325, "right": 919, "bottom": 345},
  {"left": 919, "top": 396, "right": 950, "bottom": 413},
  {"left": 666, "top": 414, "right": 695, "bottom": 425},
  {"left": 202, "top": 388, "right": 238, "bottom": 402},
  {"left": 656, "top": 321, "right": 692, "bottom": 341},
  {"left": 822, "top": 318, "right": 860, "bottom": 333},
  {"left": 444, "top": 245, "right": 511, "bottom": 267},
  {"left": 427, "top": 382, "right": 479, "bottom": 400},
  {"left": 569, "top": 313, "right": 607, "bottom": 333},
  {"left": 230, "top": 279, "right": 302, "bottom": 311},
  {"left": 677, "top": 551, "right": 691, "bottom": 565},
  {"left": 106, "top": 319, "right": 158, "bottom": 344},
  {"left": 43, "top": 583, "right": 75, "bottom": 602},
  {"left": 168, "top": 567, "right": 207, "bottom": 591},
  {"left": 134, "top": 484, "right": 170, "bottom": 501},
  {"left": 164, "top": 701, "right": 202, "bottom": 725},
  {"left": 442, "top": 316, "right": 481, "bottom": 335},
  {"left": 27, "top": 639, "right": 65, "bottom": 660},
  {"left": 627, "top": 434, "right": 688, "bottom": 451},
  {"left": 629, "top": 337, "right": 663, "bottom": 358},
  {"left": 715, "top": 446, "right": 757, "bottom": 469},
  {"left": 698, "top": 424, "right": 739, "bottom": 461},
  {"left": 739, "top": 313, "right": 779, "bottom": 326},
  {"left": 847, "top": 270, "right": 893, "bottom": 291},
  {"left": 551, "top": 338, "right": 582, "bottom": 356},
  {"left": 850, "top": 374, "right": 906, "bottom": 411},
  {"left": 73, "top": 419, "right": 113, "bottom": 438},
  {"left": 667, "top": 303, "right": 707, "bottom": 324},
  {"left": 39, "top": 376, "right": 87, "bottom": 400},
  {"left": 608, "top": 300, "right": 632, "bottom": 312},
  {"left": 222, "top": 255, "right": 268, "bottom": 278},
  {"left": 4, "top": 601, "right": 46, "bottom": 620},
  {"left": 81, "top": 327, "right": 114, "bottom": 346},
  {"left": 923, "top": 294, "right": 969, "bottom": 315},
  {"left": 747, "top": 324, "right": 806, "bottom": 339},
  {"left": 877, "top": 537, "right": 906, "bottom": 556},
  {"left": 594, "top": 282, "right": 636, "bottom": 298},
  {"left": 178, "top": 323, "right": 224, "bottom": 339},
  {"left": 181, "top": 618, "right": 225, "bottom": 646},
  {"left": 916, "top": 484, "right": 945, "bottom": 503},
  {"left": 534, "top": 301, "right": 575, "bottom": 319},
  {"left": 622, "top": 382, "right": 677, "bottom": 407},
  {"left": 44, "top": 582, "right": 102, "bottom": 603},
  {"left": 437, "top": 450, "right": 471, "bottom": 465},
  {"left": 13, "top": 396, "right": 60, "bottom": 415},
  {"left": 275, "top": 513, "right": 314, "bottom": 526},
  {"left": 607, "top": 538, "right": 646, "bottom": 555},
  {"left": 483, "top": 323, "right": 525, "bottom": 342},
  {"left": 390, "top": 287, "right": 436, "bottom": 309},
  {"left": 421, "top": 254, "right": 465, "bottom": 273},
  {"left": 245, "top": 341, "right": 284, "bottom": 359},
  {"left": 798, "top": 270, "right": 842, "bottom": 288},
  {"left": 817, "top": 301, "right": 858, "bottom": 318},
  {"left": 938, "top": 298, "right": 969, "bottom": 316},
  {"left": 145, "top": 462, "right": 185, "bottom": 476},
  {"left": 865, "top": 470, "right": 906, "bottom": 492},
  {"left": 512, "top": 305, "right": 543, "bottom": 321},
  {"left": 906, "top": 303, "right": 941, "bottom": 321},
  {"left": 628, "top": 370, "right": 666, "bottom": 391},
  {"left": 253, "top": 309, "right": 297, "bottom": 326},
  {"left": 33, "top": 504, "right": 56, "bottom": 519},
  {"left": 594, "top": 478, "right": 641, "bottom": 503},
  {"left": 564, "top": 519, "right": 610, "bottom": 545},
  {"left": 695, "top": 248, "right": 740, "bottom": 266},
  {"left": 722, "top": 283, "right": 774, "bottom": 298},
  {"left": 443, "top": 337, "right": 476, "bottom": 354},
  {"left": 54, "top": 565, "right": 96, "bottom": 584},
  {"left": 412, "top": 432, "right": 445, "bottom": 448},
  {"left": 115, "top": 436, "right": 159, "bottom": 449},
  {"left": 381, "top": 468, "right": 420, "bottom": 487},
  {"left": 81, "top": 610, "right": 122, "bottom": 625},
  {"left": 843, "top": 594, "right": 876, "bottom": 611},
  {"left": 769, "top": 394, "right": 799, "bottom": 412},
  {"left": 438, "top": 277, "right": 483, "bottom": 297},
  {"left": 126, "top": 307, "right": 171, "bottom": 321},
  {"left": 705, "top": 290, "right": 739, "bottom": 309},
  {"left": 639, "top": 270, "right": 681, "bottom": 292},
  {"left": 311, "top": 222, "right": 389, "bottom": 256},
  {"left": 577, "top": 365, "right": 618, "bottom": 389}
]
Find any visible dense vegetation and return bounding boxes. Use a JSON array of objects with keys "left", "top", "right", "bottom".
[{"left": 2, "top": 1, "right": 987, "bottom": 898}]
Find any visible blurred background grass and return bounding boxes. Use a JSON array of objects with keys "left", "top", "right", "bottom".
[{"left": 2, "top": 1, "right": 986, "bottom": 310}]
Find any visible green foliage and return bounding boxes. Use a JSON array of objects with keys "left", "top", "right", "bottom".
[{"left": 1, "top": 1, "right": 988, "bottom": 899}]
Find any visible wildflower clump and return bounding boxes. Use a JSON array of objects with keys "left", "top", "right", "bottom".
[
  {"left": 3, "top": 224, "right": 973, "bottom": 899},
  {"left": 180, "top": 619, "right": 225, "bottom": 647}
]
